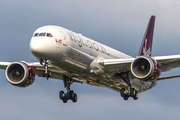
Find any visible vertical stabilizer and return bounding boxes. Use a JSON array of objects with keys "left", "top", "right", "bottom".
[{"left": 138, "top": 15, "right": 156, "bottom": 56}]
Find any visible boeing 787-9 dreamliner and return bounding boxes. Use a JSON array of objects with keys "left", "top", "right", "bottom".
[{"left": 1, "top": 15, "right": 180, "bottom": 103}]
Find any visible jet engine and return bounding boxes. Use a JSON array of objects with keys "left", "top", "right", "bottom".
[
  {"left": 131, "top": 56, "right": 161, "bottom": 81},
  {"left": 5, "top": 62, "right": 35, "bottom": 87}
]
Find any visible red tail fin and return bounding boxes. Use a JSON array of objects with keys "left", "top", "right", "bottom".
[{"left": 138, "top": 15, "right": 156, "bottom": 56}]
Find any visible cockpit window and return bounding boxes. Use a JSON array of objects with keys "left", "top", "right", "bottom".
[
  {"left": 33, "top": 32, "right": 53, "bottom": 38},
  {"left": 39, "top": 33, "right": 46, "bottom": 36},
  {"left": 34, "top": 33, "right": 39, "bottom": 37},
  {"left": 47, "top": 33, "right": 53, "bottom": 37}
]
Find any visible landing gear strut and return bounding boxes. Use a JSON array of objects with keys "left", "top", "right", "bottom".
[
  {"left": 40, "top": 60, "right": 51, "bottom": 80},
  {"left": 118, "top": 72, "right": 139, "bottom": 100},
  {"left": 59, "top": 75, "right": 77, "bottom": 103}
]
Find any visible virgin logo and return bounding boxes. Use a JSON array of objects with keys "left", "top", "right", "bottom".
[
  {"left": 143, "top": 39, "right": 151, "bottom": 56},
  {"left": 55, "top": 39, "right": 62, "bottom": 45}
]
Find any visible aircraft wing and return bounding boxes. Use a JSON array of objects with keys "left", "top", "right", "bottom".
[
  {"left": 99, "top": 55, "right": 180, "bottom": 76},
  {"left": 153, "top": 55, "right": 180, "bottom": 72},
  {"left": 1, "top": 54, "right": 180, "bottom": 83},
  {"left": 0, "top": 62, "right": 11, "bottom": 69},
  {"left": 24, "top": 62, "right": 82, "bottom": 83},
  {"left": 0, "top": 62, "right": 66, "bottom": 80}
]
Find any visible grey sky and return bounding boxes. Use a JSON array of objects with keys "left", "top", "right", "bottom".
[{"left": 0, "top": 0, "right": 180, "bottom": 120}]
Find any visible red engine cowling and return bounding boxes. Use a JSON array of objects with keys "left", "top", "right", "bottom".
[
  {"left": 131, "top": 56, "right": 161, "bottom": 81},
  {"left": 5, "top": 62, "right": 35, "bottom": 87}
]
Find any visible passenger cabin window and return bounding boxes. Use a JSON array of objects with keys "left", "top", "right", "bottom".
[
  {"left": 39, "top": 33, "right": 46, "bottom": 36},
  {"left": 34, "top": 33, "right": 39, "bottom": 37},
  {"left": 47, "top": 33, "right": 53, "bottom": 37}
]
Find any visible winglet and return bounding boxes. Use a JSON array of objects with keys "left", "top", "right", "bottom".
[{"left": 138, "top": 15, "right": 156, "bottom": 56}]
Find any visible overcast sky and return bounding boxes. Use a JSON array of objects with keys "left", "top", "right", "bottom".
[{"left": 0, "top": 0, "right": 180, "bottom": 120}]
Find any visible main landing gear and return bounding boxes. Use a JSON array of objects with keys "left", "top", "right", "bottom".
[
  {"left": 59, "top": 75, "right": 77, "bottom": 103},
  {"left": 118, "top": 72, "right": 139, "bottom": 100},
  {"left": 120, "top": 87, "right": 138, "bottom": 100}
]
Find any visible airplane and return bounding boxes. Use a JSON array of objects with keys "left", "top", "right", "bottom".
[{"left": 2, "top": 15, "right": 180, "bottom": 103}]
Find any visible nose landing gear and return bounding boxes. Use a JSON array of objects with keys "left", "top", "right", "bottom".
[
  {"left": 40, "top": 60, "right": 51, "bottom": 80},
  {"left": 40, "top": 60, "right": 77, "bottom": 103}
]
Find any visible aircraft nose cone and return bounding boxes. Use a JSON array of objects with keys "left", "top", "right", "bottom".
[{"left": 30, "top": 38, "right": 44, "bottom": 57}]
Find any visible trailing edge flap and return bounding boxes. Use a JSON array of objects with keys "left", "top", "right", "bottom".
[{"left": 99, "top": 58, "right": 134, "bottom": 73}]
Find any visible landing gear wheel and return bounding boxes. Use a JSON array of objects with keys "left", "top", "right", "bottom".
[
  {"left": 42, "top": 71, "right": 46, "bottom": 77},
  {"left": 59, "top": 91, "right": 64, "bottom": 100},
  {"left": 123, "top": 95, "right": 129, "bottom": 100},
  {"left": 42, "top": 70, "right": 51, "bottom": 78},
  {"left": 72, "top": 93, "right": 77, "bottom": 103},
  {"left": 120, "top": 88, "right": 125, "bottom": 97},
  {"left": 120, "top": 87, "right": 139, "bottom": 101},
  {"left": 46, "top": 70, "right": 51, "bottom": 77},
  {"left": 63, "top": 97, "right": 68, "bottom": 103},
  {"left": 133, "top": 91, "right": 138, "bottom": 100},
  {"left": 69, "top": 90, "right": 74, "bottom": 99},
  {"left": 130, "top": 88, "right": 135, "bottom": 97}
]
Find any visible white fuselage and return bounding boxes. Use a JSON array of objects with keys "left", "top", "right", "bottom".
[{"left": 30, "top": 25, "right": 155, "bottom": 93}]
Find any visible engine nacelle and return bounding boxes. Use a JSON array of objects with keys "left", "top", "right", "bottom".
[
  {"left": 5, "top": 62, "right": 35, "bottom": 87},
  {"left": 131, "top": 56, "right": 161, "bottom": 81}
]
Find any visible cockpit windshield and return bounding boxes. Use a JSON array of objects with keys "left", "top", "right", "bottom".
[
  {"left": 34, "top": 33, "right": 39, "bottom": 37},
  {"left": 39, "top": 33, "right": 46, "bottom": 36},
  {"left": 34, "top": 32, "right": 53, "bottom": 37},
  {"left": 47, "top": 33, "right": 53, "bottom": 37}
]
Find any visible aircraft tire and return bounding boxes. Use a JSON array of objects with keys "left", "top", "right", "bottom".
[
  {"left": 63, "top": 97, "right": 68, "bottom": 103},
  {"left": 133, "top": 91, "right": 138, "bottom": 100},
  {"left": 69, "top": 90, "right": 74, "bottom": 100},
  {"left": 130, "top": 88, "right": 136, "bottom": 97},
  {"left": 42, "top": 72, "right": 46, "bottom": 77},
  {"left": 72, "top": 93, "right": 77, "bottom": 102},
  {"left": 59, "top": 91, "right": 64, "bottom": 100},
  {"left": 123, "top": 95, "right": 129, "bottom": 100},
  {"left": 47, "top": 70, "right": 51, "bottom": 77},
  {"left": 120, "top": 88, "right": 125, "bottom": 97}
]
